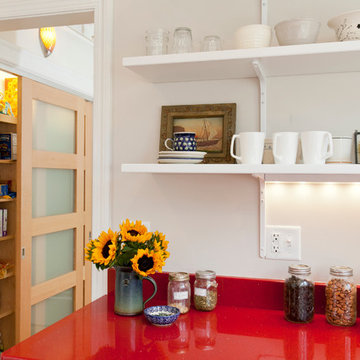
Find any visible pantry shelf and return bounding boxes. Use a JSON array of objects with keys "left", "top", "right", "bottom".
[
  {"left": 0, "top": 309, "right": 14, "bottom": 320},
  {"left": 0, "top": 271, "right": 14, "bottom": 280},
  {"left": 0, "top": 114, "right": 17, "bottom": 125},
  {"left": 0, "top": 160, "right": 16, "bottom": 164},
  {"left": 0, "top": 198, "right": 15, "bottom": 203},
  {"left": 123, "top": 41, "right": 360, "bottom": 83},
  {"left": 0, "top": 235, "right": 14, "bottom": 242},
  {"left": 121, "top": 163, "right": 360, "bottom": 182}
]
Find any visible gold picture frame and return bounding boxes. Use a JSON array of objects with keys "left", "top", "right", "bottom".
[{"left": 160, "top": 103, "right": 236, "bottom": 163}]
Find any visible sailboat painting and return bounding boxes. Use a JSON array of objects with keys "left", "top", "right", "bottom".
[{"left": 173, "top": 117, "right": 223, "bottom": 152}]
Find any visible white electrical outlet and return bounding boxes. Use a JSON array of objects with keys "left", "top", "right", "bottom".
[{"left": 265, "top": 225, "right": 301, "bottom": 260}]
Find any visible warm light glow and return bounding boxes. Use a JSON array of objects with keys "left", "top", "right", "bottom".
[{"left": 39, "top": 27, "right": 56, "bottom": 57}]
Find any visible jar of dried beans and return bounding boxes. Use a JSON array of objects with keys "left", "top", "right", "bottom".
[
  {"left": 167, "top": 272, "right": 191, "bottom": 314},
  {"left": 284, "top": 264, "right": 314, "bottom": 323},
  {"left": 326, "top": 266, "right": 356, "bottom": 326},
  {"left": 194, "top": 270, "right": 218, "bottom": 311}
]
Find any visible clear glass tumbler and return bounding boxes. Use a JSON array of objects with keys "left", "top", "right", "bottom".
[
  {"left": 173, "top": 27, "right": 192, "bottom": 53},
  {"left": 201, "top": 35, "right": 222, "bottom": 51},
  {"left": 145, "top": 28, "right": 169, "bottom": 55}
]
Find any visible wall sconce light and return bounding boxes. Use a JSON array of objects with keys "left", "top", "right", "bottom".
[{"left": 39, "top": 27, "right": 56, "bottom": 57}]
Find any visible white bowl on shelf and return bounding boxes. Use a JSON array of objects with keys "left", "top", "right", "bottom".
[
  {"left": 235, "top": 24, "right": 272, "bottom": 49},
  {"left": 328, "top": 9, "right": 360, "bottom": 41},
  {"left": 274, "top": 18, "right": 320, "bottom": 46}
]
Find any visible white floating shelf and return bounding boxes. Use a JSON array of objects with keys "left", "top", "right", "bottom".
[
  {"left": 123, "top": 41, "right": 360, "bottom": 83},
  {"left": 121, "top": 163, "right": 360, "bottom": 182}
]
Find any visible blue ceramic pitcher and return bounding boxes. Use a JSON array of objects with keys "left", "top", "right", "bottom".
[{"left": 114, "top": 266, "right": 157, "bottom": 316}]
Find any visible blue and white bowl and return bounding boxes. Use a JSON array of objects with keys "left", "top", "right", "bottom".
[{"left": 144, "top": 305, "right": 180, "bottom": 326}]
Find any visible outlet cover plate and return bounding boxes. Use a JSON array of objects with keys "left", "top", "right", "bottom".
[{"left": 265, "top": 225, "right": 301, "bottom": 260}]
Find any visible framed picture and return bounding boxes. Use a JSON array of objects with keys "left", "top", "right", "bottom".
[
  {"left": 355, "top": 130, "right": 360, "bottom": 164},
  {"left": 160, "top": 103, "right": 236, "bottom": 163}
]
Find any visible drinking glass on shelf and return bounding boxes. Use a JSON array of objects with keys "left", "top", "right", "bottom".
[
  {"left": 201, "top": 35, "right": 222, "bottom": 51},
  {"left": 145, "top": 28, "right": 169, "bottom": 55},
  {"left": 172, "top": 27, "right": 192, "bottom": 53}
]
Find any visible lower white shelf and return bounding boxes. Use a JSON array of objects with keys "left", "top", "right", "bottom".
[{"left": 121, "top": 163, "right": 360, "bottom": 182}]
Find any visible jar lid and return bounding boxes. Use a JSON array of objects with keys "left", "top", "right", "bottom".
[
  {"left": 169, "top": 272, "right": 189, "bottom": 281},
  {"left": 195, "top": 270, "right": 216, "bottom": 279},
  {"left": 330, "top": 265, "right": 353, "bottom": 276},
  {"left": 288, "top": 264, "right": 311, "bottom": 275}
]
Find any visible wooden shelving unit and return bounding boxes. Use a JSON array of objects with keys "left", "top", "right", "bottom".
[{"left": 0, "top": 93, "right": 18, "bottom": 351}]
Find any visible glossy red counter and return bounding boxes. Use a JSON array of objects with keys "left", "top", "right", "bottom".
[{"left": 4, "top": 289, "right": 360, "bottom": 360}]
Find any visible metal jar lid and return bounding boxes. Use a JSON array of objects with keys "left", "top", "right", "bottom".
[
  {"left": 288, "top": 264, "right": 311, "bottom": 276},
  {"left": 330, "top": 265, "right": 353, "bottom": 277},
  {"left": 169, "top": 272, "right": 189, "bottom": 281},
  {"left": 195, "top": 270, "right": 216, "bottom": 279}
]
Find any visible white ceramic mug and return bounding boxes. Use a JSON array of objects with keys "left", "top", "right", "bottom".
[
  {"left": 230, "top": 132, "right": 265, "bottom": 164},
  {"left": 272, "top": 132, "right": 299, "bottom": 165},
  {"left": 300, "top": 131, "right": 333, "bottom": 164},
  {"left": 326, "top": 136, "right": 353, "bottom": 163}
]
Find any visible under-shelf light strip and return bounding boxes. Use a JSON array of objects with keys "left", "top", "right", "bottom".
[{"left": 261, "top": 0, "right": 268, "bottom": 25}]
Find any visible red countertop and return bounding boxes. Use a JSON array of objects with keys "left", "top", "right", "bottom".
[{"left": 4, "top": 289, "right": 360, "bottom": 360}]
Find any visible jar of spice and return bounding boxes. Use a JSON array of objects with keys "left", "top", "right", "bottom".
[
  {"left": 194, "top": 270, "right": 218, "bottom": 311},
  {"left": 326, "top": 265, "right": 356, "bottom": 326},
  {"left": 167, "top": 272, "right": 191, "bottom": 314},
  {"left": 284, "top": 264, "right": 314, "bottom": 323}
]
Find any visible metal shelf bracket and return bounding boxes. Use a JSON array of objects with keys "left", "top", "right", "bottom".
[
  {"left": 252, "top": 60, "right": 267, "bottom": 134},
  {"left": 252, "top": 173, "right": 266, "bottom": 258}
]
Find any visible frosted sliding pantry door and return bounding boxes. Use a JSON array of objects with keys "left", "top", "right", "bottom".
[{"left": 18, "top": 78, "right": 92, "bottom": 341}]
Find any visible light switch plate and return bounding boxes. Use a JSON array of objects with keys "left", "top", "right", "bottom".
[{"left": 265, "top": 225, "right": 301, "bottom": 260}]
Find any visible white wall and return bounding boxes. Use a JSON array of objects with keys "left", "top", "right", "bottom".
[
  {"left": 0, "top": 26, "right": 93, "bottom": 83},
  {"left": 112, "top": 0, "right": 360, "bottom": 283}
]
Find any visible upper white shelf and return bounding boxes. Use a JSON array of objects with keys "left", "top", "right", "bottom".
[
  {"left": 123, "top": 41, "right": 360, "bottom": 83},
  {"left": 121, "top": 163, "right": 360, "bottom": 182}
]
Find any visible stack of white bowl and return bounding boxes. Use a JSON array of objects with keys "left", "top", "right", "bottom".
[{"left": 235, "top": 24, "right": 272, "bottom": 49}]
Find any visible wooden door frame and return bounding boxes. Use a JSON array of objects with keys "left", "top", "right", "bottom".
[{"left": 0, "top": 0, "right": 112, "bottom": 301}]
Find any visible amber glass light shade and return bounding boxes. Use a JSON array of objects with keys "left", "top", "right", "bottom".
[{"left": 39, "top": 27, "right": 56, "bottom": 57}]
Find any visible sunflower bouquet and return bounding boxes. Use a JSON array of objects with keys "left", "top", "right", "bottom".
[{"left": 85, "top": 219, "right": 169, "bottom": 278}]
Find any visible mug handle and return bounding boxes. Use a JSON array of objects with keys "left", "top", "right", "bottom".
[
  {"left": 164, "top": 138, "right": 174, "bottom": 151},
  {"left": 323, "top": 132, "right": 334, "bottom": 160},
  {"left": 230, "top": 134, "right": 242, "bottom": 162},
  {"left": 272, "top": 133, "right": 282, "bottom": 163},
  {"left": 143, "top": 276, "right": 157, "bottom": 307}
]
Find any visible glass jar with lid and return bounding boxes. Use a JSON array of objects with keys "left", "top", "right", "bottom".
[
  {"left": 326, "top": 265, "right": 356, "bottom": 326},
  {"left": 284, "top": 264, "right": 314, "bottom": 323},
  {"left": 194, "top": 270, "right": 218, "bottom": 311},
  {"left": 167, "top": 272, "right": 191, "bottom": 314}
]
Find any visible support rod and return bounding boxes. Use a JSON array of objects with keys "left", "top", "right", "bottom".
[
  {"left": 252, "top": 60, "right": 267, "bottom": 134},
  {"left": 252, "top": 174, "right": 266, "bottom": 258}
]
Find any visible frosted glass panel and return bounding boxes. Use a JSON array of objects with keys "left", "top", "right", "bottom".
[
  {"left": 32, "top": 168, "right": 74, "bottom": 218},
  {"left": 32, "top": 99, "right": 75, "bottom": 153},
  {"left": 32, "top": 229, "right": 74, "bottom": 286},
  {"left": 31, "top": 288, "right": 73, "bottom": 335}
]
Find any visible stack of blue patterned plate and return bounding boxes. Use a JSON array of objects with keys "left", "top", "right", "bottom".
[{"left": 158, "top": 151, "right": 207, "bottom": 164}]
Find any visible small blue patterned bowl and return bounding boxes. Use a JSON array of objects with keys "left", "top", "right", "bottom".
[{"left": 144, "top": 305, "right": 180, "bottom": 326}]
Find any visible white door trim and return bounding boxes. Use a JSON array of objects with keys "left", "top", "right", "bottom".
[{"left": 0, "top": 0, "right": 112, "bottom": 300}]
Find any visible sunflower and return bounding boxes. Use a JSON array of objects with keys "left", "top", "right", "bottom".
[
  {"left": 131, "top": 248, "right": 164, "bottom": 277},
  {"left": 120, "top": 219, "right": 152, "bottom": 243},
  {"left": 153, "top": 231, "right": 169, "bottom": 250},
  {"left": 84, "top": 240, "right": 95, "bottom": 261},
  {"left": 153, "top": 240, "right": 170, "bottom": 261},
  {"left": 91, "top": 228, "right": 118, "bottom": 266}
]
